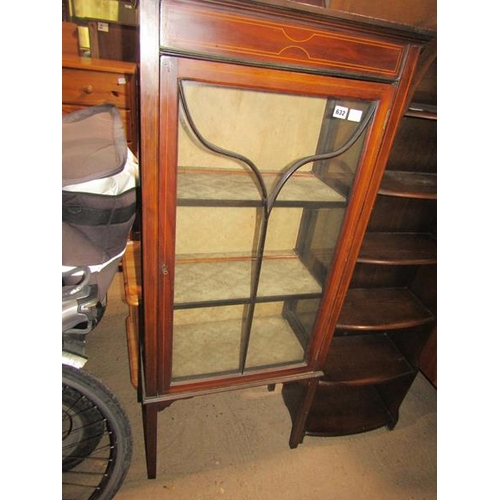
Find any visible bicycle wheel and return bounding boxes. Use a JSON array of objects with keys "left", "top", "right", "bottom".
[{"left": 62, "top": 364, "right": 133, "bottom": 500}]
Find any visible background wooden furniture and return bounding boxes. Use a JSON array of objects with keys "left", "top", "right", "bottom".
[
  {"left": 136, "top": 0, "right": 435, "bottom": 479},
  {"left": 123, "top": 240, "right": 141, "bottom": 389},
  {"left": 62, "top": 22, "right": 80, "bottom": 55},
  {"left": 62, "top": 55, "right": 138, "bottom": 155},
  {"left": 88, "top": 20, "right": 139, "bottom": 62}
]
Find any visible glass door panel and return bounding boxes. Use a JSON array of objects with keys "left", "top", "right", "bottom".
[
  {"left": 172, "top": 305, "right": 244, "bottom": 380},
  {"left": 172, "top": 79, "right": 376, "bottom": 382}
]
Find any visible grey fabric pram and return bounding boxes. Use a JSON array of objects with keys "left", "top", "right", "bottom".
[
  {"left": 62, "top": 106, "right": 135, "bottom": 499},
  {"left": 62, "top": 104, "right": 138, "bottom": 337}
]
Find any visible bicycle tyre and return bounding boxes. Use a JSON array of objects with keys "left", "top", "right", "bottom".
[{"left": 62, "top": 364, "right": 133, "bottom": 500}]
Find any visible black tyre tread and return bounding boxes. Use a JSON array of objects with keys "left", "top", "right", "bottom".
[
  {"left": 62, "top": 365, "right": 133, "bottom": 500},
  {"left": 62, "top": 384, "right": 105, "bottom": 471}
]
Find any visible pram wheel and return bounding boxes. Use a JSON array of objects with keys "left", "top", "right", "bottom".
[
  {"left": 62, "top": 365, "right": 132, "bottom": 500},
  {"left": 62, "top": 383, "right": 105, "bottom": 472}
]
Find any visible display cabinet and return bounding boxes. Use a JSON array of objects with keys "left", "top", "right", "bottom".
[
  {"left": 135, "top": 0, "right": 435, "bottom": 478},
  {"left": 282, "top": 50, "right": 437, "bottom": 435}
]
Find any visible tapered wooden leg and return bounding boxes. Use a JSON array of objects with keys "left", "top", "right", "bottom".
[
  {"left": 386, "top": 409, "right": 399, "bottom": 430},
  {"left": 288, "top": 378, "right": 318, "bottom": 449},
  {"left": 142, "top": 403, "right": 158, "bottom": 479}
]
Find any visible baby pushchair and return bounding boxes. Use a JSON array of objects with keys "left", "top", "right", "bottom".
[{"left": 62, "top": 105, "right": 137, "bottom": 500}]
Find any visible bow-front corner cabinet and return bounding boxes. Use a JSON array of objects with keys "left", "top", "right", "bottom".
[{"left": 134, "top": 0, "right": 435, "bottom": 478}]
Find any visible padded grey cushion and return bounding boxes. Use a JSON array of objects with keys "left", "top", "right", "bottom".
[{"left": 62, "top": 104, "right": 127, "bottom": 187}]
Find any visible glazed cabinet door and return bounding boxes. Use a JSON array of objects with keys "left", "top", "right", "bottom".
[{"left": 155, "top": 56, "right": 396, "bottom": 390}]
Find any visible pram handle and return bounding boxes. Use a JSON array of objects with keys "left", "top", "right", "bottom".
[
  {"left": 62, "top": 266, "right": 101, "bottom": 334},
  {"left": 62, "top": 350, "right": 87, "bottom": 369},
  {"left": 62, "top": 266, "right": 91, "bottom": 299}
]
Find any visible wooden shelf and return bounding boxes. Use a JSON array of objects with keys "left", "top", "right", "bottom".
[
  {"left": 337, "top": 287, "right": 435, "bottom": 330},
  {"left": 62, "top": 54, "right": 137, "bottom": 74},
  {"left": 175, "top": 254, "right": 322, "bottom": 307},
  {"left": 282, "top": 334, "right": 418, "bottom": 436},
  {"left": 122, "top": 241, "right": 323, "bottom": 309},
  {"left": 358, "top": 232, "right": 436, "bottom": 265},
  {"left": 172, "top": 314, "right": 305, "bottom": 381},
  {"left": 303, "top": 383, "right": 398, "bottom": 436},
  {"left": 282, "top": 379, "right": 411, "bottom": 437},
  {"left": 323, "top": 334, "right": 415, "bottom": 384},
  {"left": 177, "top": 168, "right": 346, "bottom": 207},
  {"left": 379, "top": 171, "right": 436, "bottom": 199},
  {"left": 406, "top": 103, "right": 437, "bottom": 120}
]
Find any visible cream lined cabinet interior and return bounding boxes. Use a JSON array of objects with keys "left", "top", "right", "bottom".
[
  {"left": 132, "top": 0, "right": 435, "bottom": 479},
  {"left": 167, "top": 77, "right": 382, "bottom": 381}
]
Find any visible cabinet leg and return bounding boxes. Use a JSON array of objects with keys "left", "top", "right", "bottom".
[
  {"left": 288, "top": 378, "right": 318, "bottom": 449},
  {"left": 142, "top": 403, "right": 159, "bottom": 479},
  {"left": 386, "top": 410, "right": 399, "bottom": 430}
]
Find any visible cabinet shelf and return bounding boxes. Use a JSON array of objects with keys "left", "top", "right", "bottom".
[
  {"left": 379, "top": 171, "right": 436, "bottom": 199},
  {"left": 406, "top": 103, "right": 437, "bottom": 120},
  {"left": 177, "top": 168, "right": 347, "bottom": 207},
  {"left": 175, "top": 253, "right": 322, "bottom": 308},
  {"left": 323, "top": 334, "right": 415, "bottom": 384},
  {"left": 337, "top": 287, "right": 435, "bottom": 330},
  {"left": 299, "top": 383, "right": 404, "bottom": 436},
  {"left": 124, "top": 242, "right": 323, "bottom": 309},
  {"left": 172, "top": 314, "right": 306, "bottom": 381},
  {"left": 283, "top": 334, "right": 418, "bottom": 437},
  {"left": 358, "top": 232, "right": 436, "bottom": 265}
]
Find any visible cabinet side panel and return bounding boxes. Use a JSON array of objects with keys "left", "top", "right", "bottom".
[{"left": 140, "top": 0, "right": 161, "bottom": 396}]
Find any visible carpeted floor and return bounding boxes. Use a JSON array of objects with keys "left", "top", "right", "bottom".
[{"left": 84, "top": 273, "right": 437, "bottom": 500}]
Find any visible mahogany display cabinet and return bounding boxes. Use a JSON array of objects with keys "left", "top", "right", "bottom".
[{"left": 134, "top": 0, "right": 435, "bottom": 478}]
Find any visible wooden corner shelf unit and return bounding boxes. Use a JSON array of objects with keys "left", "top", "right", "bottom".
[
  {"left": 133, "top": 0, "right": 436, "bottom": 479},
  {"left": 282, "top": 55, "right": 437, "bottom": 436}
]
